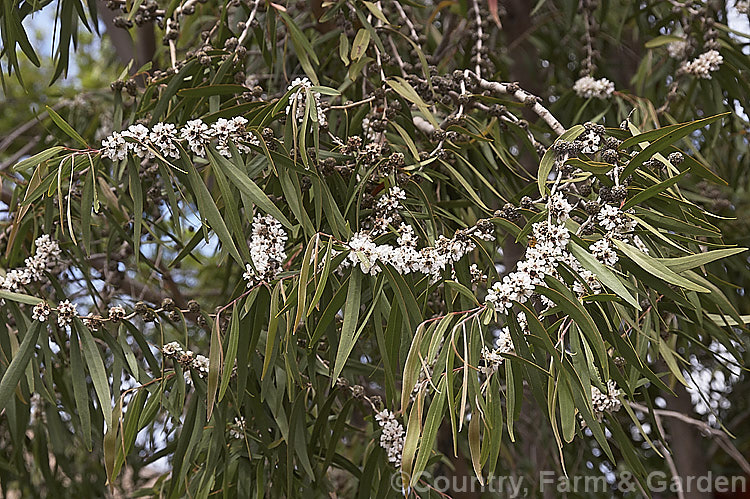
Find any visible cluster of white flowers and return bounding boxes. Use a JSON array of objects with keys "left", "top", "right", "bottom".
[
  {"left": 101, "top": 117, "right": 258, "bottom": 161},
  {"left": 573, "top": 76, "right": 615, "bottom": 99},
  {"left": 591, "top": 379, "right": 622, "bottom": 420},
  {"left": 590, "top": 238, "right": 618, "bottom": 267},
  {"left": 344, "top": 221, "right": 494, "bottom": 282},
  {"left": 667, "top": 39, "right": 688, "bottom": 59},
  {"left": 375, "top": 409, "right": 405, "bottom": 467},
  {"left": 285, "top": 77, "right": 327, "bottom": 126},
  {"left": 549, "top": 192, "right": 574, "bottom": 222},
  {"left": 32, "top": 302, "right": 51, "bottom": 322},
  {"left": 680, "top": 50, "right": 723, "bottom": 79},
  {"left": 56, "top": 300, "right": 78, "bottom": 328},
  {"left": 229, "top": 417, "right": 246, "bottom": 439},
  {"left": 486, "top": 192, "right": 613, "bottom": 310},
  {"left": 0, "top": 235, "right": 61, "bottom": 292},
  {"left": 589, "top": 204, "right": 646, "bottom": 267},
  {"left": 480, "top": 327, "right": 515, "bottom": 376},
  {"left": 161, "top": 341, "right": 211, "bottom": 379},
  {"left": 243, "top": 214, "right": 288, "bottom": 287},
  {"left": 340, "top": 189, "right": 495, "bottom": 281},
  {"left": 371, "top": 186, "right": 406, "bottom": 235}
]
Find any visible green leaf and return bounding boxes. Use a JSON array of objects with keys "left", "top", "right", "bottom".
[
  {"left": 401, "top": 399, "right": 422, "bottom": 488},
  {"left": 12, "top": 146, "right": 65, "bottom": 172},
  {"left": 46, "top": 106, "right": 88, "bottom": 147},
  {"left": 468, "top": 409, "right": 483, "bottom": 483},
  {"left": 177, "top": 84, "right": 249, "bottom": 98},
  {"left": 219, "top": 306, "right": 240, "bottom": 401},
  {"left": 706, "top": 313, "right": 750, "bottom": 326},
  {"left": 411, "top": 378, "right": 447, "bottom": 482},
  {"left": 69, "top": 326, "right": 92, "bottom": 450},
  {"left": 386, "top": 77, "right": 439, "bottom": 128},
  {"left": 76, "top": 320, "right": 112, "bottom": 427},
  {"left": 619, "top": 113, "right": 729, "bottom": 180},
  {"left": 622, "top": 171, "right": 687, "bottom": 210},
  {"left": 655, "top": 247, "right": 747, "bottom": 273},
  {"left": 350, "top": 29, "right": 371, "bottom": 61},
  {"left": 0, "top": 290, "right": 43, "bottom": 305},
  {"left": 186, "top": 162, "right": 243, "bottom": 266},
  {"left": 0, "top": 321, "right": 42, "bottom": 415},
  {"left": 644, "top": 34, "right": 686, "bottom": 48},
  {"left": 207, "top": 149, "right": 292, "bottom": 228},
  {"left": 206, "top": 316, "right": 222, "bottom": 420},
  {"left": 332, "top": 269, "right": 363, "bottom": 384},
  {"left": 537, "top": 280, "right": 609, "bottom": 378},
  {"left": 568, "top": 243, "right": 641, "bottom": 310},
  {"left": 612, "top": 240, "right": 710, "bottom": 292},
  {"left": 338, "top": 32, "right": 350, "bottom": 65},
  {"left": 558, "top": 373, "right": 576, "bottom": 443}
]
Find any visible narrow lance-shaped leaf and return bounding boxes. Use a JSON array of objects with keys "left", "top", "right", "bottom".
[
  {"left": 0, "top": 321, "right": 42, "bottom": 415},
  {"left": 332, "top": 269, "right": 363, "bottom": 384}
]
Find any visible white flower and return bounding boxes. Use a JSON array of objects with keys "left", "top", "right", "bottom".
[
  {"left": 376, "top": 186, "right": 406, "bottom": 213},
  {"left": 517, "top": 311, "right": 529, "bottom": 333},
  {"left": 549, "top": 193, "right": 573, "bottom": 222},
  {"left": 192, "top": 354, "right": 210, "bottom": 378},
  {"left": 597, "top": 205, "right": 622, "bottom": 232},
  {"left": 591, "top": 379, "right": 622, "bottom": 420},
  {"left": 632, "top": 235, "right": 649, "bottom": 254},
  {"left": 229, "top": 417, "right": 246, "bottom": 439},
  {"left": 101, "top": 131, "right": 128, "bottom": 161},
  {"left": 122, "top": 123, "right": 152, "bottom": 158},
  {"left": 56, "top": 300, "right": 78, "bottom": 328},
  {"left": 590, "top": 238, "right": 618, "bottom": 266},
  {"left": 210, "top": 117, "right": 256, "bottom": 158},
  {"left": 346, "top": 232, "right": 380, "bottom": 275},
  {"left": 149, "top": 122, "right": 180, "bottom": 158},
  {"left": 573, "top": 268, "right": 603, "bottom": 295},
  {"left": 181, "top": 119, "right": 211, "bottom": 157},
  {"left": 375, "top": 409, "right": 405, "bottom": 467},
  {"left": 243, "top": 214, "right": 288, "bottom": 286},
  {"left": 162, "top": 341, "right": 183, "bottom": 357},
  {"left": 573, "top": 76, "right": 615, "bottom": 99},
  {"left": 470, "top": 263, "right": 487, "bottom": 284},
  {"left": 737, "top": 0, "right": 749, "bottom": 14},
  {"left": 285, "top": 77, "right": 327, "bottom": 126},
  {"left": 32, "top": 302, "right": 51, "bottom": 322},
  {"left": 681, "top": 50, "right": 723, "bottom": 79},
  {"left": 1, "top": 235, "right": 61, "bottom": 293},
  {"left": 480, "top": 327, "right": 514, "bottom": 375}
]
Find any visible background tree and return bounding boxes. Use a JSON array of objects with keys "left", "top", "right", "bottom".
[{"left": 0, "top": 0, "right": 749, "bottom": 497}]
